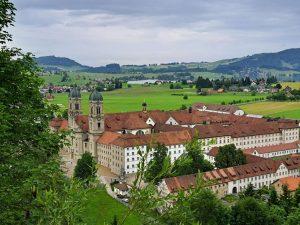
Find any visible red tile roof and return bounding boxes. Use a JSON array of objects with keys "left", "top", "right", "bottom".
[
  {"left": 98, "top": 130, "right": 192, "bottom": 148},
  {"left": 276, "top": 176, "right": 300, "bottom": 192},
  {"left": 75, "top": 115, "right": 89, "bottom": 132},
  {"left": 244, "top": 141, "right": 300, "bottom": 155},
  {"left": 50, "top": 118, "right": 68, "bottom": 131},
  {"left": 163, "top": 156, "right": 300, "bottom": 193}
]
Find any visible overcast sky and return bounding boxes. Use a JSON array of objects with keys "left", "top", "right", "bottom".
[{"left": 10, "top": 0, "right": 300, "bottom": 66}]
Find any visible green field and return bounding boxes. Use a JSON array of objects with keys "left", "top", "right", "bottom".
[
  {"left": 240, "top": 101, "right": 300, "bottom": 119},
  {"left": 281, "top": 82, "right": 300, "bottom": 89},
  {"left": 41, "top": 71, "right": 232, "bottom": 86},
  {"left": 84, "top": 189, "right": 141, "bottom": 225},
  {"left": 50, "top": 85, "right": 267, "bottom": 114}
]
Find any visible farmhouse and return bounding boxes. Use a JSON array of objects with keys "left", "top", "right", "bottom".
[{"left": 51, "top": 88, "right": 300, "bottom": 176}]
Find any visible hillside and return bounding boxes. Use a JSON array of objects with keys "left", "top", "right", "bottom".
[
  {"left": 34, "top": 56, "right": 88, "bottom": 72},
  {"left": 36, "top": 48, "right": 300, "bottom": 80},
  {"left": 214, "top": 48, "right": 300, "bottom": 74}
]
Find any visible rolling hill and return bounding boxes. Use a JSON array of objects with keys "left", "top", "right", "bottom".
[{"left": 36, "top": 48, "right": 300, "bottom": 80}]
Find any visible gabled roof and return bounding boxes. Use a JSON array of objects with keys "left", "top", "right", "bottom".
[
  {"left": 162, "top": 155, "right": 300, "bottom": 193},
  {"left": 98, "top": 130, "right": 192, "bottom": 148},
  {"left": 244, "top": 141, "right": 300, "bottom": 155}
]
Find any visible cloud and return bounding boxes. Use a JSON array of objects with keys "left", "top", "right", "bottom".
[{"left": 9, "top": 0, "right": 300, "bottom": 65}]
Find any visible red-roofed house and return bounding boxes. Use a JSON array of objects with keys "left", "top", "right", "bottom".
[{"left": 273, "top": 176, "right": 300, "bottom": 195}]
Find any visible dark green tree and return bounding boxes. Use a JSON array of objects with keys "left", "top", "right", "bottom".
[
  {"left": 0, "top": 1, "right": 86, "bottom": 224},
  {"left": 189, "top": 188, "right": 230, "bottom": 225},
  {"left": 74, "top": 152, "right": 97, "bottom": 181},
  {"left": 145, "top": 143, "right": 170, "bottom": 184},
  {"left": 268, "top": 187, "right": 278, "bottom": 205},
  {"left": 215, "top": 144, "right": 246, "bottom": 169},
  {"left": 111, "top": 215, "right": 118, "bottom": 225},
  {"left": 231, "top": 197, "right": 269, "bottom": 225},
  {"left": 275, "top": 83, "right": 282, "bottom": 89},
  {"left": 279, "top": 184, "right": 292, "bottom": 214},
  {"left": 293, "top": 186, "right": 300, "bottom": 206},
  {"left": 172, "top": 137, "right": 213, "bottom": 176},
  {"left": 285, "top": 207, "right": 300, "bottom": 225},
  {"left": 243, "top": 183, "right": 256, "bottom": 197}
]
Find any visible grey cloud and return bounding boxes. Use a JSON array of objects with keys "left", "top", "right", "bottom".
[{"left": 9, "top": 0, "right": 300, "bottom": 65}]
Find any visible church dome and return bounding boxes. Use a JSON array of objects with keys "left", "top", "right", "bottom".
[
  {"left": 69, "top": 87, "right": 81, "bottom": 98},
  {"left": 89, "top": 90, "right": 103, "bottom": 101}
]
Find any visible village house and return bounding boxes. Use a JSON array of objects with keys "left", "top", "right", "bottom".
[{"left": 272, "top": 176, "right": 300, "bottom": 195}]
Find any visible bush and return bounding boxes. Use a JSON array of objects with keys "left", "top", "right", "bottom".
[{"left": 183, "top": 94, "right": 188, "bottom": 100}]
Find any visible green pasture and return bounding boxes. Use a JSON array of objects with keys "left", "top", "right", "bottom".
[
  {"left": 84, "top": 188, "right": 141, "bottom": 225},
  {"left": 240, "top": 101, "right": 300, "bottom": 119},
  {"left": 50, "top": 85, "right": 267, "bottom": 114}
]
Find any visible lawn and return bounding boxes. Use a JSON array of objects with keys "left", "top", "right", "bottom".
[
  {"left": 240, "top": 101, "right": 300, "bottom": 119},
  {"left": 83, "top": 188, "right": 141, "bottom": 225},
  {"left": 50, "top": 85, "right": 267, "bottom": 114}
]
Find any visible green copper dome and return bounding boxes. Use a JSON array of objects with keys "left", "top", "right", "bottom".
[
  {"left": 69, "top": 87, "right": 81, "bottom": 98},
  {"left": 89, "top": 90, "right": 103, "bottom": 101}
]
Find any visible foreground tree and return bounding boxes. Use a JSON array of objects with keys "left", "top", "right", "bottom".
[
  {"left": 215, "top": 144, "right": 246, "bottom": 169},
  {"left": 74, "top": 152, "right": 97, "bottom": 181},
  {"left": 0, "top": 1, "right": 87, "bottom": 224},
  {"left": 189, "top": 188, "right": 230, "bottom": 225},
  {"left": 268, "top": 187, "right": 279, "bottom": 205},
  {"left": 231, "top": 197, "right": 272, "bottom": 225},
  {"left": 145, "top": 143, "right": 171, "bottom": 184}
]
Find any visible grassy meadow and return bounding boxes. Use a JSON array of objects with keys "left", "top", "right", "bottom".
[
  {"left": 50, "top": 85, "right": 268, "bottom": 114},
  {"left": 84, "top": 189, "right": 141, "bottom": 225},
  {"left": 240, "top": 101, "right": 300, "bottom": 119},
  {"left": 281, "top": 82, "right": 300, "bottom": 89},
  {"left": 41, "top": 71, "right": 232, "bottom": 86}
]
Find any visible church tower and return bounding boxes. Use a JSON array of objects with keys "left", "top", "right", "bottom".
[
  {"left": 88, "top": 90, "right": 104, "bottom": 134},
  {"left": 68, "top": 87, "right": 81, "bottom": 129}
]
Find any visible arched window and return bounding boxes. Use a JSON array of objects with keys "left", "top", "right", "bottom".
[
  {"left": 96, "top": 106, "right": 101, "bottom": 115},
  {"left": 75, "top": 103, "right": 79, "bottom": 110},
  {"left": 136, "top": 130, "right": 144, "bottom": 135},
  {"left": 232, "top": 187, "right": 237, "bottom": 194}
]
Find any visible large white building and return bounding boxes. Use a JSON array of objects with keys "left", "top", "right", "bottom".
[
  {"left": 51, "top": 88, "right": 300, "bottom": 176},
  {"left": 159, "top": 155, "right": 300, "bottom": 198}
]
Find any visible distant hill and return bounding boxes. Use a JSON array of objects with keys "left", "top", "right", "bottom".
[
  {"left": 213, "top": 48, "right": 300, "bottom": 73},
  {"left": 36, "top": 48, "right": 300, "bottom": 80},
  {"left": 35, "top": 56, "right": 121, "bottom": 73},
  {"left": 34, "top": 56, "right": 89, "bottom": 72}
]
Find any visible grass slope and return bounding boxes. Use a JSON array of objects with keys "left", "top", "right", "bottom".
[
  {"left": 281, "top": 82, "right": 300, "bottom": 89},
  {"left": 50, "top": 85, "right": 267, "bottom": 114},
  {"left": 240, "top": 101, "right": 300, "bottom": 119},
  {"left": 84, "top": 189, "right": 141, "bottom": 225}
]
